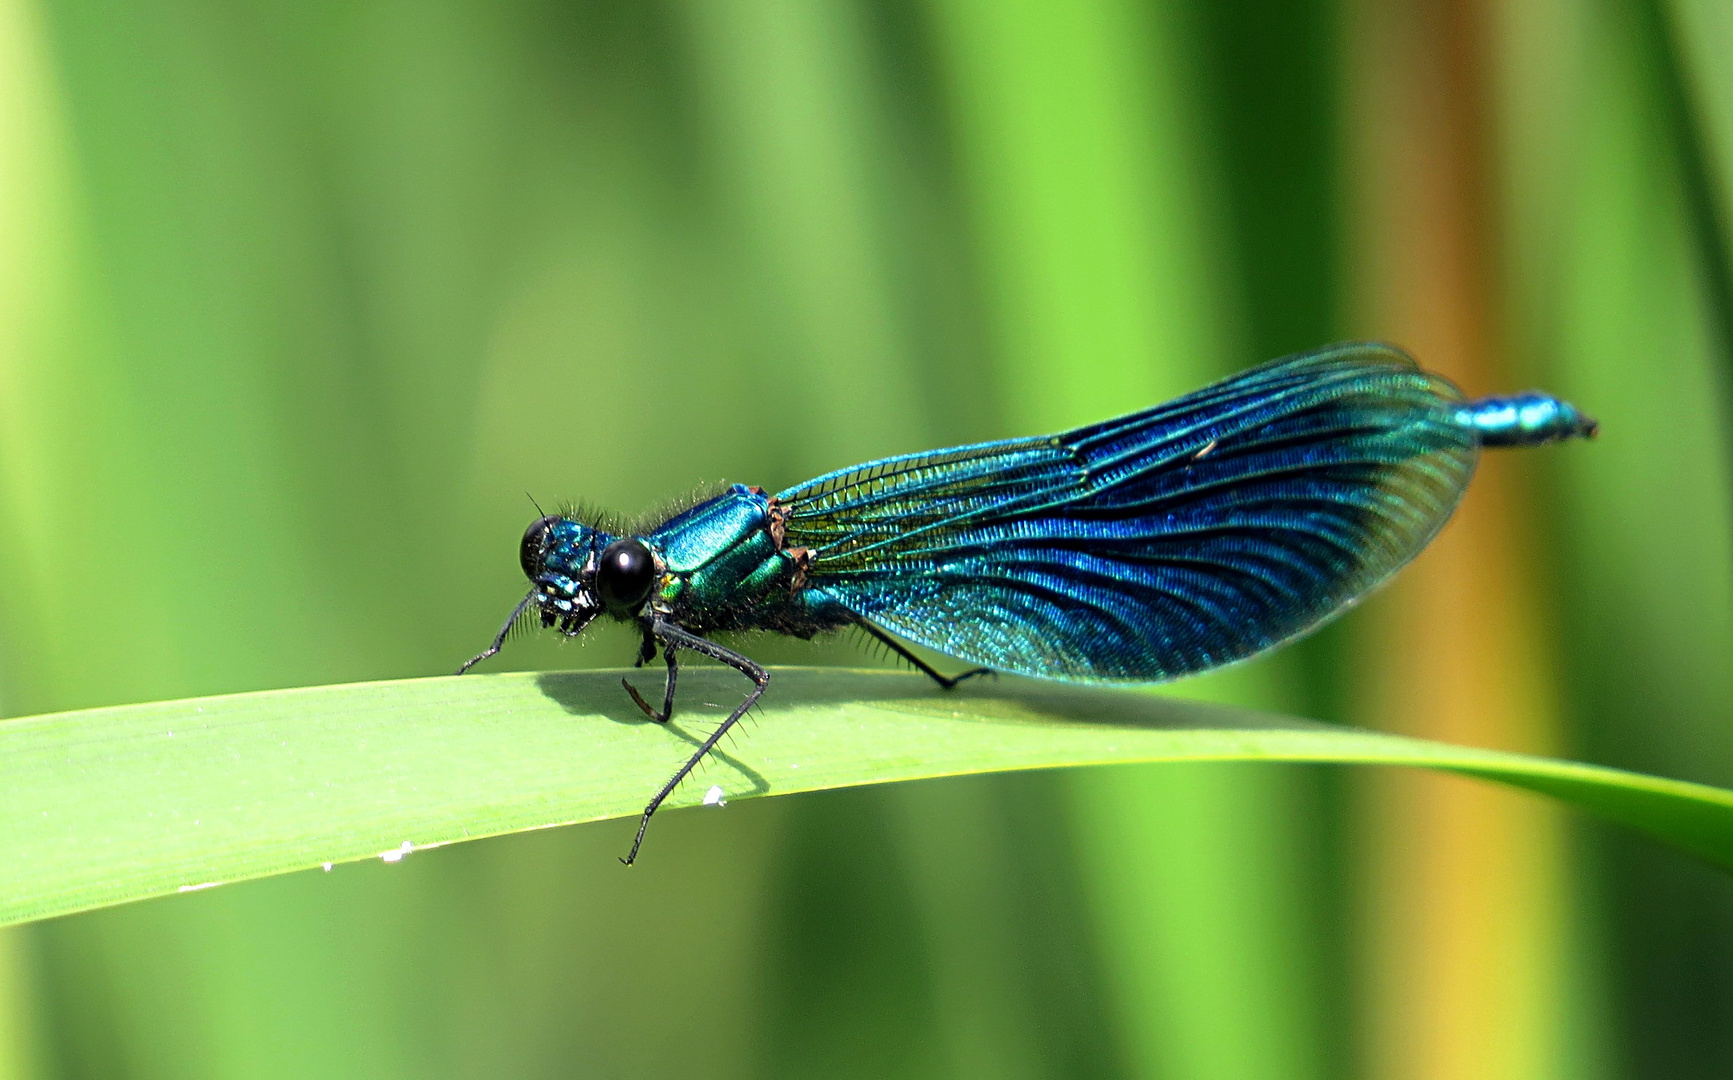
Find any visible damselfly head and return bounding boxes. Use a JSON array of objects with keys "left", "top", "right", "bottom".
[{"left": 519, "top": 515, "right": 604, "bottom": 636}]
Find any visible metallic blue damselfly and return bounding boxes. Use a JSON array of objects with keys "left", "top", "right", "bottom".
[{"left": 459, "top": 342, "right": 1596, "bottom": 862}]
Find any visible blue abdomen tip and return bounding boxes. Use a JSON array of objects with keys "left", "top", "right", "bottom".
[{"left": 1456, "top": 393, "right": 1598, "bottom": 447}]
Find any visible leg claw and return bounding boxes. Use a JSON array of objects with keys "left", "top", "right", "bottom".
[{"left": 621, "top": 677, "right": 670, "bottom": 723}]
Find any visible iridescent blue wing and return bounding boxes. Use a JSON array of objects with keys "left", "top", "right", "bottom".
[{"left": 776, "top": 342, "right": 1479, "bottom": 682}]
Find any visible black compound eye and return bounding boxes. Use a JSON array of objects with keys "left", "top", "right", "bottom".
[
  {"left": 596, "top": 538, "right": 656, "bottom": 613},
  {"left": 519, "top": 515, "right": 559, "bottom": 579}
]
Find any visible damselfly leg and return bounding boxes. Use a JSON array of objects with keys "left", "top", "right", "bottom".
[
  {"left": 622, "top": 641, "right": 679, "bottom": 724},
  {"left": 622, "top": 617, "right": 770, "bottom": 866},
  {"left": 859, "top": 621, "right": 993, "bottom": 690},
  {"left": 455, "top": 593, "right": 534, "bottom": 675}
]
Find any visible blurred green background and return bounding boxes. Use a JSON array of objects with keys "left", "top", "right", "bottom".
[{"left": 0, "top": 0, "right": 1730, "bottom": 1076}]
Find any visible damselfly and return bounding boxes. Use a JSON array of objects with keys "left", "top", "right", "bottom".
[{"left": 459, "top": 342, "right": 1596, "bottom": 862}]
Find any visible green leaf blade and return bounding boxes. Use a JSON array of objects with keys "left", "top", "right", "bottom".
[{"left": 3, "top": 668, "right": 1728, "bottom": 926}]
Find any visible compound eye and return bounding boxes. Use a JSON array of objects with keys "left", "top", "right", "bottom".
[
  {"left": 519, "top": 515, "right": 560, "bottom": 579},
  {"left": 596, "top": 538, "right": 656, "bottom": 613}
]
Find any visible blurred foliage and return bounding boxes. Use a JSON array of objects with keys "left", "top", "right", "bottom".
[{"left": 0, "top": 0, "right": 1727, "bottom": 1077}]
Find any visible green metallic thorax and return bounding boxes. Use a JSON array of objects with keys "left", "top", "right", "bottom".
[{"left": 641, "top": 484, "right": 842, "bottom": 637}]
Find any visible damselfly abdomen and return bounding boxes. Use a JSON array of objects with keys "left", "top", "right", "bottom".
[{"left": 459, "top": 342, "right": 1596, "bottom": 862}]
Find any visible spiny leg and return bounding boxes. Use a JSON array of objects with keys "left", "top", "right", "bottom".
[
  {"left": 622, "top": 642, "right": 679, "bottom": 724},
  {"left": 858, "top": 621, "right": 991, "bottom": 689},
  {"left": 622, "top": 616, "right": 769, "bottom": 866},
  {"left": 455, "top": 592, "right": 534, "bottom": 675}
]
